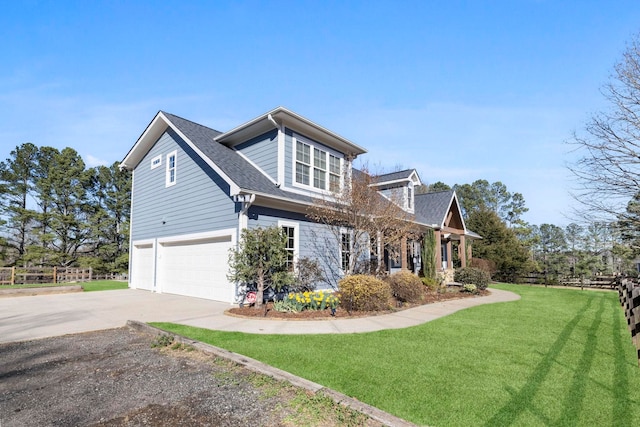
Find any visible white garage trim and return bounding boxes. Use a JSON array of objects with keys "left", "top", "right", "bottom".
[
  {"left": 157, "top": 229, "right": 237, "bottom": 246},
  {"left": 130, "top": 239, "right": 156, "bottom": 291},
  {"left": 156, "top": 229, "right": 237, "bottom": 303}
]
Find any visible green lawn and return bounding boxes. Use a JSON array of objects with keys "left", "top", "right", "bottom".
[
  {"left": 81, "top": 280, "right": 128, "bottom": 292},
  {"left": 1, "top": 280, "right": 127, "bottom": 292},
  {"left": 153, "top": 284, "right": 640, "bottom": 427}
]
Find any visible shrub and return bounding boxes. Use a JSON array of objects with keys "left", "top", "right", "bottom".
[
  {"left": 454, "top": 267, "right": 491, "bottom": 290},
  {"left": 422, "top": 276, "right": 442, "bottom": 291},
  {"left": 289, "top": 257, "right": 323, "bottom": 292},
  {"left": 462, "top": 283, "right": 478, "bottom": 294},
  {"left": 387, "top": 271, "right": 423, "bottom": 303},
  {"left": 338, "top": 275, "right": 391, "bottom": 312}
]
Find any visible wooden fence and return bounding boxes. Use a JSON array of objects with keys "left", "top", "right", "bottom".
[
  {"left": 0, "top": 267, "right": 93, "bottom": 285},
  {"left": 617, "top": 278, "right": 640, "bottom": 366},
  {"left": 519, "top": 272, "right": 619, "bottom": 289}
]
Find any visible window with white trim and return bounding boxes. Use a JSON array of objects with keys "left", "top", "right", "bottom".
[
  {"left": 407, "top": 186, "right": 413, "bottom": 209},
  {"left": 282, "top": 226, "right": 295, "bottom": 271},
  {"left": 279, "top": 221, "right": 299, "bottom": 271},
  {"left": 341, "top": 232, "right": 351, "bottom": 272},
  {"left": 329, "top": 154, "right": 341, "bottom": 192},
  {"left": 151, "top": 155, "right": 162, "bottom": 170},
  {"left": 313, "top": 147, "right": 326, "bottom": 189},
  {"left": 295, "top": 141, "right": 311, "bottom": 185},
  {"left": 294, "top": 136, "right": 343, "bottom": 192},
  {"left": 166, "top": 150, "right": 177, "bottom": 187}
]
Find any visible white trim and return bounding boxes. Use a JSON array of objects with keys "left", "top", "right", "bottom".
[
  {"left": 127, "top": 169, "right": 136, "bottom": 289},
  {"left": 130, "top": 238, "right": 157, "bottom": 291},
  {"left": 165, "top": 150, "right": 177, "bottom": 187},
  {"left": 277, "top": 126, "right": 285, "bottom": 185},
  {"left": 214, "top": 106, "right": 367, "bottom": 156},
  {"left": 150, "top": 155, "right": 162, "bottom": 170},
  {"left": 278, "top": 220, "right": 299, "bottom": 267},
  {"left": 339, "top": 228, "right": 352, "bottom": 274},
  {"left": 161, "top": 113, "right": 241, "bottom": 195},
  {"left": 157, "top": 228, "right": 237, "bottom": 245},
  {"left": 155, "top": 229, "right": 237, "bottom": 302},
  {"left": 291, "top": 133, "right": 344, "bottom": 194},
  {"left": 122, "top": 112, "right": 241, "bottom": 195}
]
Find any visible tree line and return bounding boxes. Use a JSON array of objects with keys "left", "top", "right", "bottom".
[
  {"left": 417, "top": 179, "right": 638, "bottom": 282},
  {"left": 0, "top": 143, "right": 131, "bottom": 273}
]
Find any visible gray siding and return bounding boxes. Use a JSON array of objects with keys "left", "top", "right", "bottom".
[
  {"left": 131, "top": 128, "right": 238, "bottom": 241},
  {"left": 235, "top": 129, "right": 278, "bottom": 181},
  {"left": 284, "top": 129, "right": 293, "bottom": 187},
  {"left": 247, "top": 205, "right": 342, "bottom": 289}
]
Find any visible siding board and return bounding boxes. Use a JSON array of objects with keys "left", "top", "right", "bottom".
[
  {"left": 235, "top": 130, "right": 278, "bottom": 181},
  {"left": 131, "top": 129, "right": 238, "bottom": 241}
]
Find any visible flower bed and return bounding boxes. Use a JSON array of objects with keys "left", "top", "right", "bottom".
[{"left": 226, "top": 288, "right": 488, "bottom": 320}]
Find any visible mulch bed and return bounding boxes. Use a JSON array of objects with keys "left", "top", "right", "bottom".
[{"left": 227, "top": 289, "right": 489, "bottom": 320}]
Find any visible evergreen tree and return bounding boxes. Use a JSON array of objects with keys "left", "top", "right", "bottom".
[
  {"left": 0, "top": 143, "right": 40, "bottom": 265},
  {"left": 465, "top": 209, "right": 532, "bottom": 282}
]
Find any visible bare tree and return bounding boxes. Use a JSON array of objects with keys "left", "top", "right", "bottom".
[
  {"left": 306, "top": 165, "right": 419, "bottom": 288},
  {"left": 568, "top": 34, "right": 640, "bottom": 224}
]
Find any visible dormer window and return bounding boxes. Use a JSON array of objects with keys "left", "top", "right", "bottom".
[
  {"left": 313, "top": 148, "right": 326, "bottom": 189},
  {"left": 295, "top": 141, "right": 311, "bottom": 185},
  {"left": 407, "top": 187, "right": 413, "bottom": 209},
  {"left": 329, "top": 155, "right": 341, "bottom": 191},
  {"left": 294, "top": 135, "right": 343, "bottom": 192}
]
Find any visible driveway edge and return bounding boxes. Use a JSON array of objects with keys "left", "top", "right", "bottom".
[{"left": 127, "top": 320, "right": 419, "bottom": 427}]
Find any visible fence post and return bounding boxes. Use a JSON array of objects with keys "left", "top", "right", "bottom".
[
  {"left": 53, "top": 266, "right": 57, "bottom": 284},
  {"left": 89, "top": 267, "right": 93, "bottom": 282},
  {"left": 11, "top": 266, "right": 15, "bottom": 285}
]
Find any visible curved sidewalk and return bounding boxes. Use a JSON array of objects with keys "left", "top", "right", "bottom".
[
  {"left": 0, "top": 287, "right": 519, "bottom": 343},
  {"left": 189, "top": 288, "right": 520, "bottom": 334}
]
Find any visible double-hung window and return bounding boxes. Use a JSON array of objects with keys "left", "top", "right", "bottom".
[
  {"left": 295, "top": 141, "right": 311, "bottom": 185},
  {"left": 166, "top": 150, "right": 177, "bottom": 187},
  {"left": 313, "top": 148, "right": 327, "bottom": 189},
  {"left": 341, "top": 232, "right": 351, "bottom": 272},
  {"left": 329, "top": 154, "right": 341, "bottom": 191},
  {"left": 279, "top": 221, "right": 298, "bottom": 271},
  {"left": 282, "top": 226, "right": 295, "bottom": 271},
  {"left": 294, "top": 136, "right": 342, "bottom": 192}
]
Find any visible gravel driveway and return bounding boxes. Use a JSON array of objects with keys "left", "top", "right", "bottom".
[{"left": 0, "top": 327, "right": 382, "bottom": 427}]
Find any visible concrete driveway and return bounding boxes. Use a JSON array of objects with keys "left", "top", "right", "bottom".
[
  {"left": 0, "top": 287, "right": 520, "bottom": 343},
  {"left": 0, "top": 289, "right": 233, "bottom": 343}
]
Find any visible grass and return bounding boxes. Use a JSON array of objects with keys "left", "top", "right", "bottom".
[
  {"left": 81, "top": 280, "right": 128, "bottom": 292},
  {"left": 152, "top": 284, "right": 640, "bottom": 426},
  {"left": 0, "top": 280, "right": 127, "bottom": 292}
]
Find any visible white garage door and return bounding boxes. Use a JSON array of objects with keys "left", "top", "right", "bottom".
[
  {"left": 131, "top": 243, "right": 154, "bottom": 291},
  {"left": 157, "top": 235, "right": 234, "bottom": 302}
]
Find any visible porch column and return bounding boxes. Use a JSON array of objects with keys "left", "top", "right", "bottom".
[
  {"left": 400, "top": 236, "right": 408, "bottom": 270},
  {"left": 458, "top": 235, "right": 467, "bottom": 268},
  {"left": 446, "top": 240, "right": 452, "bottom": 269},
  {"left": 435, "top": 230, "right": 442, "bottom": 271}
]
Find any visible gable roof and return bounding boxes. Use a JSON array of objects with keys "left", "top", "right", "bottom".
[
  {"left": 414, "top": 190, "right": 456, "bottom": 227},
  {"left": 121, "top": 111, "right": 315, "bottom": 205},
  {"left": 215, "top": 106, "right": 367, "bottom": 157},
  {"left": 375, "top": 169, "right": 415, "bottom": 182}
]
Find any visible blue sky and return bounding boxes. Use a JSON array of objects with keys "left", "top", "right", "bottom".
[{"left": 1, "top": 1, "right": 639, "bottom": 226}]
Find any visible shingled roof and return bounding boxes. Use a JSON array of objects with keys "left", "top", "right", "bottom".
[
  {"left": 374, "top": 169, "right": 416, "bottom": 183},
  {"left": 414, "top": 190, "right": 455, "bottom": 226},
  {"left": 163, "top": 112, "right": 316, "bottom": 204}
]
